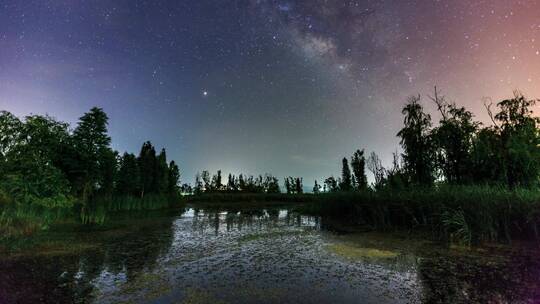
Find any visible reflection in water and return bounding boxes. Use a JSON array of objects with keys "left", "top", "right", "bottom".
[{"left": 1, "top": 206, "right": 540, "bottom": 303}]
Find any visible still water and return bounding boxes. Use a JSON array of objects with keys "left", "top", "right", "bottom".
[{"left": 1, "top": 205, "right": 540, "bottom": 303}]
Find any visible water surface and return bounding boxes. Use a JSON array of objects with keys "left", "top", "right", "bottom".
[{"left": 1, "top": 205, "right": 540, "bottom": 303}]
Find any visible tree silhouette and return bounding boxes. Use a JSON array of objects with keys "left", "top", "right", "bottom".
[
  {"left": 351, "top": 149, "right": 368, "bottom": 190},
  {"left": 313, "top": 180, "right": 321, "bottom": 194},
  {"left": 397, "top": 95, "right": 435, "bottom": 186},
  {"left": 430, "top": 87, "right": 478, "bottom": 184},
  {"left": 138, "top": 141, "right": 157, "bottom": 198},
  {"left": 117, "top": 153, "right": 141, "bottom": 196},
  {"left": 340, "top": 157, "right": 352, "bottom": 191},
  {"left": 72, "top": 107, "right": 112, "bottom": 201},
  {"left": 324, "top": 176, "right": 339, "bottom": 192}
]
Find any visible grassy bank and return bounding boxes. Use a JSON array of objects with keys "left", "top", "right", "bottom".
[{"left": 0, "top": 194, "right": 184, "bottom": 240}]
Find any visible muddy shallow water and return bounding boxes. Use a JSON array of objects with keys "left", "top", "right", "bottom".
[{"left": 1, "top": 205, "right": 540, "bottom": 303}]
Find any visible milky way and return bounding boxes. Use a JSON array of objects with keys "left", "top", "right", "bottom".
[{"left": 1, "top": 0, "right": 540, "bottom": 184}]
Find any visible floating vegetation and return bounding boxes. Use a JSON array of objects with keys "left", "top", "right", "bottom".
[{"left": 327, "top": 243, "right": 399, "bottom": 260}]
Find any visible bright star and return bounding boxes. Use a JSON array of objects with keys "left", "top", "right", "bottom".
[{"left": 203, "top": 91, "right": 208, "bottom": 96}]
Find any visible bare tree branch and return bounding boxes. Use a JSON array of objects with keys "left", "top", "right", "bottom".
[
  {"left": 428, "top": 86, "right": 448, "bottom": 120},
  {"left": 482, "top": 97, "right": 498, "bottom": 127}
]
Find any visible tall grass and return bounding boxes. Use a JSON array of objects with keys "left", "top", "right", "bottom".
[
  {"left": 300, "top": 185, "right": 540, "bottom": 244},
  {"left": 0, "top": 203, "right": 74, "bottom": 239},
  {"left": 80, "top": 194, "right": 183, "bottom": 224}
]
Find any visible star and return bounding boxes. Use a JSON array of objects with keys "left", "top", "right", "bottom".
[{"left": 203, "top": 91, "right": 208, "bottom": 97}]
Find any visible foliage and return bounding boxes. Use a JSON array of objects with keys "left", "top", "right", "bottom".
[
  {"left": 0, "top": 108, "right": 183, "bottom": 236},
  {"left": 351, "top": 149, "right": 368, "bottom": 190},
  {"left": 339, "top": 158, "right": 352, "bottom": 191},
  {"left": 397, "top": 95, "right": 435, "bottom": 186},
  {"left": 430, "top": 89, "right": 479, "bottom": 184}
]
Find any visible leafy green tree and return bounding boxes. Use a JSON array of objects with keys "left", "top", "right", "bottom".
[
  {"left": 138, "top": 141, "right": 156, "bottom": 197},
  {"left": 99, "top": 149, "right": 118, "bottom": 196},
  {"left": 201, "top": 170, "right": 211, "bottom": 192},
  {"left": 211, "top": 170, "right": 222, "bottom": 191},
  {"left": 168, "top": 161, "right": 180, "bottom": 196},
  {"left": 0, "top": 113, "right": 74, "bottom": 212},
  {"left": 117, "top": 153, "right": 141, "bottom": 196},
  {"left": 263, "top": 174, "right": 280, "bottom": 193},
  {"left": 312, "top": 180, "right": 321, "bottom": 194},
  {"left": 495, "top": 93, "right": 540, "bottom": 187},
  {"left": 238, "top": 174, "right": 246, "bottom": 191},
  {"left": 155, "top": 149, "right": 169, "bottom": 194},
  {"left": 430, "top": 89, "right": 479, "bottom": 184},
  {"left": 340, "top": 158, "right": 352, "bottom": 191},
  {"left": 470, "top": 127, "right": 504, "bottom": 184},
  {"left": 351, "top": 149, "right": 368, "bottom": 190},
  {"left": 194, "top": 173, "right": 203, "bottom": 195},
  {"left": 72, "top": 107, "right": 112, "bottom": 200},
  {"left": 227, "top": 174, "right": 237, "bottom": 191},
  {"left": 295, "top": 177, "right": 303, "bottom": 194},
  {"left": 0, "top": 111, "right": 22, "bottom": 162},
  {"left": 397, "top": 95, "right": 435, "bottom": 186},
  {"left": 324, "top": 176, "right": 339, "bottom": 192},
  {"left": 284, "top": 177, "right": 292, "bottom": 194}
]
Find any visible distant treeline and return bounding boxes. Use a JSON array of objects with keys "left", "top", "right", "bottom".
[
  {"left": 0, "top": 107, "right": 181, "bottom": 231},
  {"left": 190, "top": 89, "right": 540, "bottom": 196},
  {"left": 189, "top": 171, "right": 299, "bottom": 194}
]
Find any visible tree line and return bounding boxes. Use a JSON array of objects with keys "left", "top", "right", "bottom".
[
  {"left": 0, "top": 107, "right": 181, "bottom": 215},
  {"left": 3, "top": 88, "right": 540, "bottom": 213},
  {"left": 191, "top": 170, "right": 284, "bottom": 194},
  {"left": 191, "top": 88, "right": 540, "bottom": 196},
  {"left": 308, "top": 89, "right": 540, "bottom": 193}
]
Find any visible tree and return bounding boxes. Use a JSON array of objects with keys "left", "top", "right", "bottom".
[
  {"left": 99, "top": 149, "right": 118, "bottom": 196},
  {"left": 211, "top": 170, "right": 222, "bottom": 191},
  {"left": 367, "top": 151, "right": 385, "bottom": 189},
  {"left": 494, "top": 92, "right": 540, "bottom": 187},
  {"left": 264, "top": 174, "right": 280, "bottom": 193},
  {"left": 138, "top": 141, "right": 157, "bottom": 197},
  {"left": 340, "top": 158, "right": 352, "bottom": 191},
  {"left": 238, "top": 174, "right": 246, "bottom": 191},
  {"left": 0, "top": 113, "right": 74, "bottom": 212},
  {"left": 324, "top": 176, "right": 339, "bottom": 192},
  {"left": 72, "top": 107, "right": 112, "bottom": 200},
  {"left": 154, "top": 149, "right": 170, "bottom": 194},
  {"left": 180, "top": 183, "right": 192, "bottom": 194},
  {"left": 227, "top": 174, "right": 237, "bottom": 191},
  {"left": 295, "top": 177, "right": 303, "bottom": 194},
  {"left": 351, "top": 149, "right": 368, "bottom": 190},
  {"left": 117, "top": 153, "right": 141, "bottom": 196},
  {"left": 430, "top": 88, "right": 479, "bottom": 184},
  {"left": 312, "top": 180, "right": 321, "bottom": 194},
  {"left": 168, "top": 160, "right": 180, "bottom": 196},
  {"left": 470, "top": 127, "right": 504, "bottom": 184},
  {"left": 0, "top": 111, "right": 22, "bottom": 162},
  {"left": 397, "top": 95, "right": 435, "bottom": 186},
  {"left": 194, "top": 173, "right": 203, "bottom": 195},
  {"left": 284, "top": 177, "right": 291, "bottom": 194},
  {"left": 201, "top": 170, "right": 211, "bottom": 192}
]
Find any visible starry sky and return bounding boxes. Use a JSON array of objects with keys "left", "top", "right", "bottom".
[{"left": 2, "top": 0, "right": 540, "bottom": 185}]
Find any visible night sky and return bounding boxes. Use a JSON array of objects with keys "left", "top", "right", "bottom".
[{"left": 2, "top": 1, "right": 540, "bottom": 185}]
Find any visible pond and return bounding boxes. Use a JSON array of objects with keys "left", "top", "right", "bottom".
[{"left": 1, "top": 204, "right": 540, "bottom": 303}]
